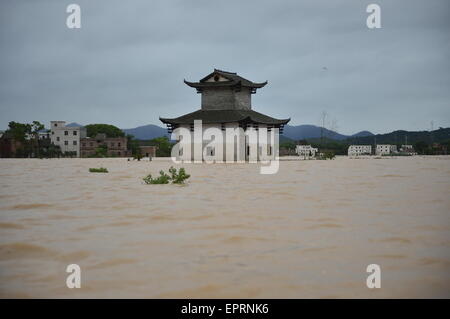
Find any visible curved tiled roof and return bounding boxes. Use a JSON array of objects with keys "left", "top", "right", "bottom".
[
  {"left": 160, "top": 109, "right": 290, "bottom": 126},
  {"left": 184, "top": 69, "right": 267, "bottom": 90}
]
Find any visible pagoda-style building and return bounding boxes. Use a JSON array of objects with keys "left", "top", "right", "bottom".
[{"left": 160, "top": 69, "right": 290, "bottom": 162}]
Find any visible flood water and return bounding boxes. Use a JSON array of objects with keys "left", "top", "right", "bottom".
[{"left": 0, "top": 156, "right": 449, "bottom": 298}]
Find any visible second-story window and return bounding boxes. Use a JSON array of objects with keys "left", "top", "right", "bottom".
[
  {"left": 73, "top": 131, "right": 77, "bottom": 136},
  {"left": 64, "top": 131, "right": 68, "bottom": 135},
  {"left": 118, "top": 142, "right": 121, "bottom": 147},
  {"left": 64, "top": 141, "right": 68, "bottom": 145},
  {"left": 73, "top": 141, "right": 77, "bottom": 145},
  {"left": 56, "top": 137, "right": 60, "bottom": 142}
]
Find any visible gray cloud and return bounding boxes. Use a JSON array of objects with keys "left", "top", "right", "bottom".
[{"left": 1, "top": 0, "right": 449, "bottom": 134}]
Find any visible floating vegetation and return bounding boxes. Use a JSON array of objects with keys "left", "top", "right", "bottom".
[
  {"left": 143, "top": 170, "right": 171, "bottom": 184},
  {"left": 317, "top": 151, "right": 335, "bottom": 160},
  {"left": 143, "top": 167, "right": 190, "bottom": 185},
  {"left": 89, "top": 167, "right": 109, "bottom": 173}
]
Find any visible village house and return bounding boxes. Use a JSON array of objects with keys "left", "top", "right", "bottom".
[
  {"left": 376, "top": 144, "right": 397, "bottom": 155},
  {"left": 296, "top": 145, "right": 318, "bottom": 158},
  {"left": 80, "top": 133, "right": 130, "bottom": 157},
  {"left": 0, "top": 132, "right": 23, "bottom": 158},
  {"left": 348, "top": 145, "right": 372, "bottom": 156},
  {"left": 160, "top": 69, "right": 290, "bottom": 162},
  {"left": 399, "top": 144, "right": 416, "bottom": 155},
  {"left": 38, "top": 129, "right": 51, "bottom": 140},
  {"left": 139, "top": 145, "right": 157, "bottom": 158},
  {"left": 50, "top": 121, "right": 86, "bottom": 157}
]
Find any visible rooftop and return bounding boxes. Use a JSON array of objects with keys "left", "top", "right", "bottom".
[
  {"left": 184, "top": 69, "right": 267, "bottom": 92},
  {"left": 160, "top": 109, "right": 290, "bottom": 126}
]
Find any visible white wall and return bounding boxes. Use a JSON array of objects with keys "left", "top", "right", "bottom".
[
  {"left": 50, "top": 121, "right": 86, "bottom": 157},
  {"left": 376, "top": 144, "right": 393, "bottom": 155},
  {"left": 171, "top": 122, "right": 278, "bottom": 162},
  {"left": 348, "top": 145, "right": 372, "bottom": 156}
]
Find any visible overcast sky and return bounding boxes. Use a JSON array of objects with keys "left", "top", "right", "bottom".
[{"left": 0, "top": 0, "right": 449, "bottom": 135}]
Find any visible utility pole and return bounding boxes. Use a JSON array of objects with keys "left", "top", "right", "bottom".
[
  {"left": 374, "top": 136, "right": 377, "bottom": 155},
  {"left": 430, "top": 120, "right": 434, "bottom": 145},
  {"left": 320, "top": 111, "right": 327, "bottom": 148}
]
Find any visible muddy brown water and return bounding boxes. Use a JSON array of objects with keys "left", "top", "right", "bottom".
[{"left": 0, "top": 156, "right": 449, "bottom": 298}]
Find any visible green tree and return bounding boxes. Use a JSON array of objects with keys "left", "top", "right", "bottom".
[
  {"left": 7, "top": 121, "right": 31, "bottom": 142},
  {"left": 149, "top": 136, "right": 173, "bottom": 157},
  {"left": 6, "top": 121, "right": 44, "bottom": 157},
  {"left": 280, "top": 141, "right": 296, "bottom": 151},
  {"left": 414, "top": 141, "right": 429, "bottom": 155},
  {"left": 95, "top": 144, "right": 108, "bottom": 157},
  {"left": 30, "top": 121, "right": 44, "bottom": 158},
  {"left": 126, "top": 134, "right": 141, "bottom": 158},
  {"left": 85, "top": 124, "right": 124, "bottom": 138}
]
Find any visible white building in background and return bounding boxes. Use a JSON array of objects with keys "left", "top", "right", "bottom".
[
  {"left": 399, "top": 145, "right": 417, "bottom": 155},
  {"left": 400, "top": 144, "right": 413, "bottom": 151},
  {"left": 50, "top": 121, "right": 86, "bottom": 157},
  {"left": 376, "top": 144, "right": 397, "bottom": 155},
  {"left": 348, "top": 145, "right": 372, "bottom": 156},
  {"left": 296, "top": 145, "right": 318, "bottom": 158},
  {"left": 38, "top": 129, "right": 50, "bottom": 140}
]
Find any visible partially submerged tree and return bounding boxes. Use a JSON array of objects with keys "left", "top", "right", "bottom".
[
  {"left": 5, "top": 121, "right": 45, "bottom": 157},
  {"left": 143, "top": 167, "right": 190, "bottom": 185},
  {"left": 149, "top": 136, "right": 173, "bottom": 157}
]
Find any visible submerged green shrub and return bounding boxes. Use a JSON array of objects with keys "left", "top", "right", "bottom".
[
  {"left": 89, "top": 167, "right": 108, "bottom": 173},
  {"left": 317, "top": 151, "right": 335, "bottom": 160},
  {"left": 143, "top": 170, "right": 171, "bottom": 184},
  {"left": 143, "top": 167, "right": 190, "bottom": 185},
  {"left": 324, "top": 151, "right": 335, "bottom": 160},
  {"left": 168, "top": 166, "right": 190, "bottom": 184}
]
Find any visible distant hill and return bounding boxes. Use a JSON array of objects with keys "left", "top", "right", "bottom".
[
  {"left": 282, "top": 124, "right": 373, "bottom": 141},
  {"left": 66, "top": 122, "right": 84, "bottom": 127},
  {"left": 345, "top": 127, "right": 450, "bottom": 145},
  {"left": 120, "top": 123, "right": 376, "bottom": 141},
  {"left": 122, "top": 124, "right": 169, "bottom": 140},
  {"left": 352, "top": 130, "right": 374, "bottom": 138},
  {"left": 279, "top": 135, "right": 294, "bottom": 143}
]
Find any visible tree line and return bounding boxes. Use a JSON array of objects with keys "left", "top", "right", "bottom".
[{"left": 0, "top": 121, "right": 174, "bottom": 158}]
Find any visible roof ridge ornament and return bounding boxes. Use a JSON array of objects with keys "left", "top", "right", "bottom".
[
  {"left": 187, "top": 70, "right": 267, "bottom": 91},
  {"left": 214, "top": 68, "right": 237, "bottom": 74}
]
